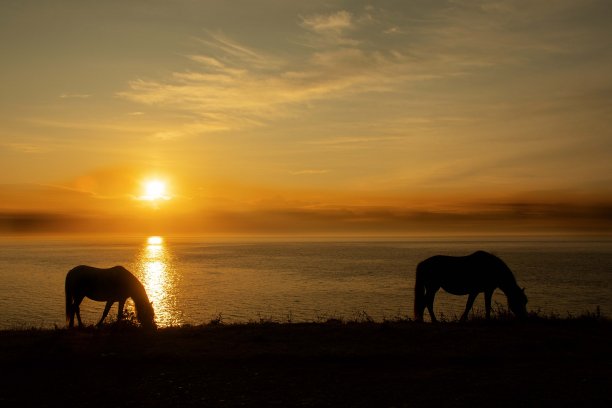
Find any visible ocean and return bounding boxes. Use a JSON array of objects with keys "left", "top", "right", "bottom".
[{"left": 0, "top": 236, "right": 610, "bottom": 329}]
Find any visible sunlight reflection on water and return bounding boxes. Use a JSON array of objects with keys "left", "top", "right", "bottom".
[{"left": 134, "top": 236, "right": 183, "bottom": 327}]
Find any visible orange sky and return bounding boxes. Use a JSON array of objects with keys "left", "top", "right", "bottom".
[{"left": 1, "top": 1, "right": 611, "bottom": 235}]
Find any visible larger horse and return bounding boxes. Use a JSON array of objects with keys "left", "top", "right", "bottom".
[
  {"left": 414, "top": 251, "right": 528, "bottom": 322},
  {"left": 65, "top": 265, "right": 156, "bottom": 329}
]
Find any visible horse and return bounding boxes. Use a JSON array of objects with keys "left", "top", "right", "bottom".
[
  {"left": 65, "top": 265, "right": 156, "bottom": 329},
  {"left": 414, "top": 251, "right": 528, "bottom": 322}
]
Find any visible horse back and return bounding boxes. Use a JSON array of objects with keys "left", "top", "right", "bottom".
[
  {"left": 417, "top": 252, "right": 505, "bottom": 294},
  {"left": 66, "top": 265, "right": 136, "bottom": 301}
]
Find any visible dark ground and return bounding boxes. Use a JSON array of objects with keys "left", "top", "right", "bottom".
[{"left": 1, "top": 318, "right": 610, "bottom": 407}]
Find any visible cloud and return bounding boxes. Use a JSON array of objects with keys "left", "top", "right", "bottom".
[
  {"left": 117, "top": 2, "right": 612, "bottom": 141},
  {"left": 195, "top": 32, "right": 283, "bottom": 69},
  {"left": 290, "top": 169, "right": 329, "bottom": 176},
  {"left": 304, "top": 136, "right": 404, "bottom": 146},
  {"left": 120, "top": 7, "right": 453, "bottom": 132},
  {"left": 300, "top": 10, "right": 353, "bottom": 33},
  {"left": 3, "top": 142, "right": 46, "bottom": 154},
  {"left": 118, "top": 33, "right": 426, "bottom": 131},
  {"left": 151, "top": 122, "right": 232, "bottom": 140},
  {"left": 4, "top": 198, "right": 609, "bottom": 235},
  {"left": 383, "top": 26, "right": 402, "bottom": 35},
  {"left": 59, "top": 93, "right": 91, "bottom": 99},
  {"left": 25, "top": 117, "right": 151, "bottom": 135}
]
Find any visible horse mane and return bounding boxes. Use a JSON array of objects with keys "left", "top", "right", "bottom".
[{"left": 473, "top": 251, "right": 518, "bottom": 285}]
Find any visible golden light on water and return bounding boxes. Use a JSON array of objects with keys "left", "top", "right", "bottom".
[{"left": 135, "top": 236, "right": 182, "bottom": 326}]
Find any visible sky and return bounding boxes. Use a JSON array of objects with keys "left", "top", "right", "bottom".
[{"left": 1, "top": 0, "right": 611, "bottom": 235}]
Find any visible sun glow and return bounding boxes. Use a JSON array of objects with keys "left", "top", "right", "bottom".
[
  {"left": 147, "top": 236, "right": 163, "bottom": 245},
  {"left": 140, "top": 179, "right": 170, "bottom": 201}
]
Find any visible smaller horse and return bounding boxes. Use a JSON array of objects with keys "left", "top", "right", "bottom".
[
  {"left": 414, "top": 251, "right": 527, "bottom": 322},
  {"left": 65, "top": 265, "right": 156, "bottom": 329}
]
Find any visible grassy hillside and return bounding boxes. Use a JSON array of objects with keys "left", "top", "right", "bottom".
[{"left": 1, "top": 316, "right": 610, "bottom": 407}]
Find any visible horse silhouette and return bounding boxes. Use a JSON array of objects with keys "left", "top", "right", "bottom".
[
  {"left": 65, "top": 265, "right": 156, "bottom": 329},
  {"left": 414, "top": 251, "right": 527, "bottom": 322}
]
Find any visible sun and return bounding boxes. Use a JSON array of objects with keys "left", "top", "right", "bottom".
[
  {"left": 147, "top": 236, "right": 163, "bottom": 245},
  {"left": 141, "top": 179, "right": 170, "bottom": 201}
]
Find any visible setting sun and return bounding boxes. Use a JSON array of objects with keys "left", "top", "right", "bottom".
[
  {"left": 147, "top": 236, "right": 164, "bottom": 245},
  {"left": 141, "top": 180, "right": 170, "bottom": 201}
]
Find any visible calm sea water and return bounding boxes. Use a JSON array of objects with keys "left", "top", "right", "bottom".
[{"left": 0, "top": 236, "right": 610, "bottom": 329}]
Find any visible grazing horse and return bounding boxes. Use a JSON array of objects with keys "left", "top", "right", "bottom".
[
  {"left": 65, "top": 265, "right": 156, "bottom": 329},
  {"left": 414, "top": 251, "right": 527, "bottom": 322}
]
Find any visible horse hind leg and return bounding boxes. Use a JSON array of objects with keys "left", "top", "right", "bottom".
[
  {"left": 67, "top": 304, "right": 75, "bottom": 328},
  {"left": 425, "top": 288, "right": 439, "bottom": 323},
  {"left": 73, "top": 295, "right": 84, "bottom": 328},
  {"left": 66, "top": 298, "right": 76, "bottom": 328},
  {"left": 460, "top": 293, "right": 478, "bottom": 322},
  {"left": 66, "top": 285, "right": 78, "bottom": 328},
  {"left": 97, "top": 301, "right": 114, "bottom": 327}
]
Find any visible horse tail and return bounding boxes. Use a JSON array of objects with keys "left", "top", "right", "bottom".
[
  {"left": 65, "top": 270, "right": 73, "bottom": 326},
  {"left": 414, "top": 263, "right": 426, "bottom": 322}
]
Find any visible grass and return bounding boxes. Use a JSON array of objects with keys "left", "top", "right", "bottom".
[
  {"left": 1, "top": 310, "right": 610, "bottom": 407},
  {"left": 55, "top": 305, "right": 612, "bottom": 330},
  {"left": 5, "top": 306, "right": 607, "bottom": 332}
]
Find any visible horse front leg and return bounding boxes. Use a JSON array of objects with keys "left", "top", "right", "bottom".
[
  {"left": 460, "top": 293, "right": 478, "bottom": 322},
  {"left": 97, "top": 301, "right": 114, "bottom": 327},
  {"left": 484, "top": 289, "right": 493, "bottom": 319},
  {"left": 117, "top": 299, "right": 126, "bottom": 321}
]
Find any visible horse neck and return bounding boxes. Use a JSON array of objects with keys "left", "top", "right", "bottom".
[
  {"left": 497, "top": 268, "right": 520, "bottom": 296},
  {"left": 129, "top": 280, "right": 150, "bottom": 310}
]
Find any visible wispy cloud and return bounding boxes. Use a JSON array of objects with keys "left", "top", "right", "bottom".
[
  {"left": 304, "top": 136, "right": 405, "bottom": 147},
  {"left": 151, "top": 122, "right": 232, "bottom": 140},
  {"left": 118, "top": 1, "right": 612, "bottom": 142},
  {"left": 25, "top": 117, "right": 152, "bottom": 134},
  {"left": 290, "top": 169, "right": 329, "bottom": 176},
  {"left": 59, "top": 93, "right": 91, "bottom": 99},
  {"left": 3, "top": 142, "right": 46, "bottom": 154},
  {"left": 118, "top": 22, "right": 435, "bottom": 132},
  {"left": 300, "top": 10, "right": 353, "bottom": 33},
  {"left": 195, "top": 31, "right": 283, "bottom": 69}
]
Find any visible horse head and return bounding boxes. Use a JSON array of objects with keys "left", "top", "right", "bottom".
[
  {"left": 137, "top": 301, "right": 157, "bottom": 330},
  {"left": 507, "top": 287, "right": 528, "bottom": 319}
]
